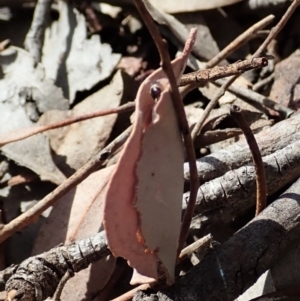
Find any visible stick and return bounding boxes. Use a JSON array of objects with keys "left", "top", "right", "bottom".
[
  {"left": 230, "top": 105, "right": 267, "bottom": 215},
  {"left": 0, "top": 102, "right": 134, "bottom": 147},
  {"left": 214, "top": 78, "right": 295, "bottom": 118},
  {"left": 191, "top": 75, "right": 237, "bottom": 141},
  {"left": 132, "top": 0, "right": 199, "bottom": 255},
  {"left": 205, "top": 15, "right": 274, "bottom": 68},
  {"left": 179, "top": 57, "right": 268, "bottom": 87}
]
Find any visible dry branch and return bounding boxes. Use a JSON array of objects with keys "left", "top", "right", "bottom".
[
  {"left": 5, "top": 231, "right": 110, "bottom": 301},
  {"left": 179, "top": 57, "right": 268, "bottom": 86},
  {"left": 134, "top": 176, "right": 300, "bottom": 301},
  {"left": 183, "top": 139, "right": 300, "bottom": 216}
]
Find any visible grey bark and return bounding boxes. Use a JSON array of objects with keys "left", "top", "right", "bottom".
[
  {"left": 5, "top": 231, "right": 110, "bottom": 301},
  {"left": 183, "top": 139, "right": 300, "bottom": 215},
  {"left": 133, "top": 177, "right": 300, "bottom": 301},
  {"left": 184, "top": 112, "right": 300, "bottom": 183}
]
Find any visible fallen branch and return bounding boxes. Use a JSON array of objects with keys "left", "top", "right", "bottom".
[{"left": 183, "top": 139, "right": 300, "bottom": 216}]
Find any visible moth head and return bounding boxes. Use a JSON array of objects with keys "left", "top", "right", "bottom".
[{"left": 149, "top": 82, "right": 162, "bottom": 102}]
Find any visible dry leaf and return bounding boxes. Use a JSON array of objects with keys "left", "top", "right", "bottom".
[
  {"left": 104, "top": 29, "right": 197, "bottom": 284},
  {"left": 33, "top": 166, "right": 116, "bottom": 301},
  {"left": 42, "top": 0, "right": 121, "bottom": 103},
  {"left": 0, "top": 47, "right": 67, "bottom": 185},
  {"left": 38, "top": 70, "right": 131, "bottom": 175}
]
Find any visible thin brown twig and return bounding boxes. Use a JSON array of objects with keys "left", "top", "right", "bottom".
[
  {"left": 191, "top": 75, "right": 238, "bottom": 141},
  {"left": 230, "top": 105, "right": 267, "bottom": 216},
  {"left": 179, "top": 57, "right": 268, "bottom": 87},
  {"left": 132, "top": 0, "right": 199, "bottom": 256},
  {"left": 252, "top": 73, "right": 275, "bottom": 91},
  {"left": 0, "top": 125, "right": 132, "bottom": 244},
  {"left": 253, "top": 0, "right": 300, "bottom": 57},
  {"left": 206, "top": 14, "right": 274, "bottom": 68},
  {"left": 178, "top": 233, "right": 212, "bottom": 261},
  {"left": 0, "top": 102, "right": 135, "bottom": 147},
  {"left": 215, "top": 78, "right": 295, "bottom": 118},
  {"left": 52, "top": 270, "right": 74, "bottom": 301}
]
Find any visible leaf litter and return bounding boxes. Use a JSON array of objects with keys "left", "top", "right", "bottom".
[{"left": 1, "top": 1, "right": 300, "bottom": 301}]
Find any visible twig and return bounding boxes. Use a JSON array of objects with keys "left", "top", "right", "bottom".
[
  {"left": 180, "top": 14, "right": 274, "bottom": 98},
  {"left": 0, "top": 39, "right": 10, "bottom": 52},
  {"left": 0, "top": 102, "right": 134, "bottom": 147},
  {"left": 179, "top": 57, "right": 268, "bottom": 87},
  {"left": 51, "top": 270, "right": 74, "bottom": 301},
  {"left": 111, "top": 284, "right": 152, "bottom": 301},
  {"left": 132, "top": 0, "right": 199, "bottom": 255},
  {"left": 205, "top": 15, "right": 274, "bottom": 68},
  {"left": 191, "top": 75, "right": 238, "bottom": 141},
  {"left": 178, "top": 233, "right": 212, "bottom": 261},
  {"left": 253, "top": 0, "right": 300, "bottom": 58},
  {"left": 0, "top": 126, "right": 132, "bottom": 244},
  {"left": 252, "top": 73, "right": 275, "bottom": 91},
  {"left": 24, "top": 0, "right": 53, "bottom": 63},
  {"left": 214, "top": 78, "right": 295, "bottom": 118},
  {"left": 230, "top": 105, "right": 267, "bottom": 215}
]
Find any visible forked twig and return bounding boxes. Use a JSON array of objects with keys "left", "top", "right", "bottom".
[
  {"left": 132, "top": 0, "right": 199, "bottom": 255},
  {"left": 230, "top": 105, "right": 267, "bottom": 215}
]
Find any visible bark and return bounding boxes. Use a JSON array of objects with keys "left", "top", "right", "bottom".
[
  {"left": 5, "top": 231, "right": 110, "bottom": 301},
  {"left": 184, "top": 112, "right": 300, "bottom": 183},
  {"left": 134, "top": 177, "right": 300, "bottom": 301},
  {"left": 183, "top": 139, "right": 300, "bottom": 215}
]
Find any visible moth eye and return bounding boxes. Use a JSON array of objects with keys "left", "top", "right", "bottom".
[{"left": 150, "top": 84, "right": 162, "bottom": 100}]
